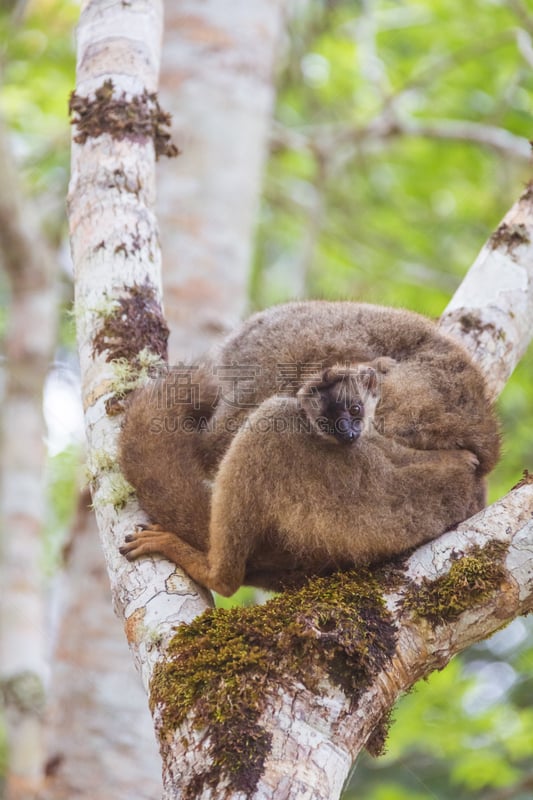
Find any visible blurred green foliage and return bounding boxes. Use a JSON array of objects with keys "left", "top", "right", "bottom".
[
  {"left": 353, "top": 626, "right": 533, "bottom": 799},
  {"left": 254, "top": 0, "right": 532, "bottom": 314},
  {"left": 0, "top": 0, "right": 77, "bottom": 211},
  {"left": 0, "top": 0, "right": 532, "bottom": 797}
]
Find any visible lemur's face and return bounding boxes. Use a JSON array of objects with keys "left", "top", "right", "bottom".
[{"left": 319, "top": 389, "right": 365, "bottom": 445}]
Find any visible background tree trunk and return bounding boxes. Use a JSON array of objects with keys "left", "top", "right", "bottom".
[
  {"left": 42, "top": 496, "right": 161, "bottom": 800},
  {"left": 157, "top": 0, "right": 287, "bottom": 359},
  {"left": 0, "top": 117, "right": 58, "bottom": 800}
]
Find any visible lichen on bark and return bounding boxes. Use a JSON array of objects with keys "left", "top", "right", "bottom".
[
  {"left": 69, "top": 79, "right": 179, "bottom": 159},
  {"left": 92, "top": 280, "right": 169, "bottom": 366}
]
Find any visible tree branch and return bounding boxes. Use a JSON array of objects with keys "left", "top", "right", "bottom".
[
  {"left": 516, "top": 27, "right": 533, "bottom": 69},
  {"left": 271, "top": 115, "right": 531, "bottom": 165},
  {"left": 440, "top": 181, "right": 533, "bottom": 397},
  {"left": 254, "top": 480, "right": 533, "bottom": 798},
  {"left": 70, "top": 4, "right": 533, "bottom": 799},
  {"left": 381, "top": 116, "right": 532, "bottom": 161},
  {"left": 152, "top": 477, "right": 533, "bottom": 800}
]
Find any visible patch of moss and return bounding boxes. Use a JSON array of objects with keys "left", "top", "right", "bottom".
[
  {"left": 365, "top": 707, "right": 393, "bottom": 757},
  {"left": 69, "top": 79, "right": 179, "bottom": 160},
  {"left": 105, "top": 350, "right": 166, "bottom": 416},
  {"left": 150, "top": 568, "right": 398, "bottom": 798},
  {"left": 85, "top": 449, "right": 116, "bottom": 484},
  {"left": 92, "top": 280, "right": 169, "bottom": 366},
  {"left": 89, "top": 296, "right": 122, "bottom": 320},
  {"left": 1, "top": 671, "right": 46, "bottom": 715},
  {"left": 86, "top": 450, "right": 138, "bottom": 510},
  {"left": 402, "top": 540, "right": 509, "bottom": 626},
  {"left": 490, "top": 221, "right": 530, "bottom": 252},
  {"left": 457, "top": 311, "right": 504, "bottom": 342},
  {"left": 110, "top": 349, "right": 165, "bottom": 396}
]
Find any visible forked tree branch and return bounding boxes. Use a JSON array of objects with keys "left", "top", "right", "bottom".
[{"left": 69, "top": 2, "right": 533, "bottom": 798}]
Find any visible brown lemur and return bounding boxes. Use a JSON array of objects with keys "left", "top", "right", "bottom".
[
  {"left": 119, "top": 362, "right": 482, "bottom": 596},
  {"left": 118, "top": 302, "right": 499, "bottom": 595}
]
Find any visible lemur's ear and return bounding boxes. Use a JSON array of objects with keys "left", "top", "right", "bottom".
[
  {"left": 372, "top": 356, "right": 397, "bottom": 374},
  {"left": 319, "top": 367, "right": 342, "bottom": 387},
  {"left": 355, "top": 366, "right": 378, "bottom": 394}
]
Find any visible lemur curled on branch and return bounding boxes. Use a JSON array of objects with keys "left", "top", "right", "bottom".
[{"left": 118, "top": 301, "right": 500, "bottom": 596}]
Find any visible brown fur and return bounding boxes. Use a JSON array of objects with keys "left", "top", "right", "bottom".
[
  {"left": 118, "top": 302, "right": 500, "bottom": 595},
  {"left": 120, "top": 362, "right": 483, "bottom": 596},
  {"left": 119, "top": 363, "right": 219, "bottom": 551}
]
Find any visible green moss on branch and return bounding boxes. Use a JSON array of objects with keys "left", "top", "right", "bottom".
[
  {"left": 150, "top": 568, "right": 398, "bottom": 799},
  {"left": 402, "top": 540, "right": 509, "bottom": 626}
]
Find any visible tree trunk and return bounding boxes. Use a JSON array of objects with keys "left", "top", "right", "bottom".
[
  {"left": 157, "top": 0, "right": 287, "bottom": 359},
  {"left": 68, "top": 0, "right": 210, "bottom": 710},
  {"left": 440, "top": 185, "right": 533, "bottom": 391},
  {"left": 0, "top": 116, "right": 58, "bottom": 800}
]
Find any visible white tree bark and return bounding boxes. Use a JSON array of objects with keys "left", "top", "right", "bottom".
[
  {"left": 150, "top": 479, "right": 533, "bottom": 800},
  {"left": 69, "top": 3, "right": 533, "bottom": 798},
  {"left": 441, "top": 184, "right": 533, "bottom": 396},
  {"left": 157, "top": 0, "right": 287, "bottom": 360},
  {"left": 0, "top": 117, "right": 58, "bottom": 800},
  {"left": 68, "top": 0, "right": 210, "bottom": 695}
]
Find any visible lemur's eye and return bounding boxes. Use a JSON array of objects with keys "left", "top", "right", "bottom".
[{"left": 349, "top": 403, "right": 363, "bottom": 417}]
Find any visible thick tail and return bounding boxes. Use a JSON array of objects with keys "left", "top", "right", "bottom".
[{"left": 118, "top": 364, "right": 218, "bottom": 550}]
